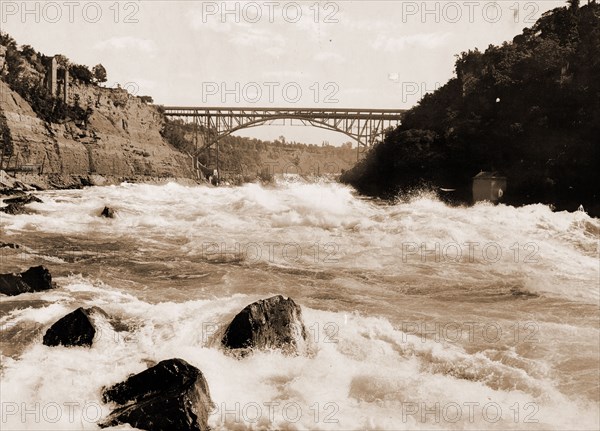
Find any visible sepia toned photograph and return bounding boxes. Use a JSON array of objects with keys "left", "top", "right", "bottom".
[{"left": 0, "top": 1, "right": 598, "bottom": 430}]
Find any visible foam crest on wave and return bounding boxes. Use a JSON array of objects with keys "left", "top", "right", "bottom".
[{"left": 2, "top": 279, "right": 598, "bottom": 430}]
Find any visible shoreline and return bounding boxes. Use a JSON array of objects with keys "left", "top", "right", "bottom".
[
  {"left": 0, "top": 171, "right": 202, "bottom": 197},
  {"left": 1, "top": 170, "right": 597, "bottom": 219}
]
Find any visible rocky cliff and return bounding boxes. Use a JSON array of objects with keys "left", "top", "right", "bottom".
[
  {"left": 0, "top": 80, "right": 195, "bottom": 179},
  {"left": 0, "top": 37, "right": 195, "bottom": 185}
]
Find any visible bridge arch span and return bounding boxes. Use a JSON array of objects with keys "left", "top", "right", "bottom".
[
  {"left": 210, "top": 115, "right": 372, "bottom": 150},
  {"left": 162, "top": 106, "right": 406, "bottom": 175}
]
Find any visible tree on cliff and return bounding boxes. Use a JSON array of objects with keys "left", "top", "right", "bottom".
[
  {"left": 92, "top": 64, "right": 107, "bottom": 84},
  {"left": 568, "top": 0, "right": 581, "bottom": 11},
  {"left": 54, "top": 54, "right": 69, "bottom": 67},
  {"left": 70, "top": 64, "right": 93, "bottom": 84}
]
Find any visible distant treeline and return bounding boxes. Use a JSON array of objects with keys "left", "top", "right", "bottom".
[
  {"left": 341, "top": 1, "right": 600, "bottom": 215},
  {"left": 161, "top": 118, "right": 356, "bottom": 182}
]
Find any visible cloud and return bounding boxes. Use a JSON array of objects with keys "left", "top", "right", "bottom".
[
  {"left": 94, "top": 37, "right": 158, "bottom": 55},
  {"left": 228, "top": 27, "right": 286, "bottom": 56},
  {"left": 263, "top": 70, "right": 307, "bottom": 79},
  {"left": 372, "top": 32, "right": 451, "bottom": 52},
  {"left": 314, "top": 51, "right": 345, "bottom": 63},
  {"left": 342, "top": 88, "right": 369, "bottom": 96},
  {"left": 190, "top": 4, "right": 286, "bottom": 58},
  {"left": 229, "top": 27, "right": 276, "bottom": 46},
  {"left": 130, "top": 78, "right": 157, "bottom": 91}
]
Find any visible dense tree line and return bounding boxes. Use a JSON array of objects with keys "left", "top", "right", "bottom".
[
  {"left": 0, "top": 106, "right": 13, "bottom": 169},
  {"left": 0, "top": 33, "right": 105, "bottom": 123},
  {"left": 161, "top": 118, "right": 355, "bottom": 179},
  {"left": 341, "top": 2, "right": 600, "bottom": 215}
]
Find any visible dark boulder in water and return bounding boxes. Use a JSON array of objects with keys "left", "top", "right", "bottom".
[
  {"left": 0, "top": 202, "right": 32, "bottom": 215},
  {"left": 100, "top": 358, "right": 214, "bottom": 431},
  {"left": 222, "top": 295, "right": 307, "bottom": 355},
  {"left": 100, "top": 206, "right": 116, "bottom": 218},
  {"left": 0, "top": 274, "right": 29, "bottom": 295},
  {"left": 4, "top": 194, "right": 43, "bottom": 205},
  {"left": 21, "top": 266, "right": 54, "bottom": 291},
  {"left": 43, "top": 306, "right": 109, "bottom": 347},
  {"left": 0, "top": 266, "right": 55, "bottom": 296},
  {"left": 1, "top": 194, "right": 42, "bottom": 214},
  {"left": 0, "top": 242, "right": 19, "bottom": 249}
]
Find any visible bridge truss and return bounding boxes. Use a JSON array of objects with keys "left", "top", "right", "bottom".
[{"left": 162, "top": 106, "right": 406, "bottom": 176}]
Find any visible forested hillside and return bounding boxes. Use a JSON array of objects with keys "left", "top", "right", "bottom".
[{"left": 341, "top": 1, "right": 599, "bottom": 215}]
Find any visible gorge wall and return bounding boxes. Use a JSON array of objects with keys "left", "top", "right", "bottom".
[{"left": 0, "top": 41, "right": 196, "bottom": 184}]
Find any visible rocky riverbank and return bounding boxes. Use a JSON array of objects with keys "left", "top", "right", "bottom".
[{"left": 0, "top": 170, "right": 200, "bottom": 195}]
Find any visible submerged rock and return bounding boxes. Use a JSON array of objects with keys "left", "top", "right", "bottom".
[
  {"left": 0, "top": 242, "right": 19, "bottom": 249},
  {"left": 0, "top": 193, "right": 41, "bottom": 214},
  {"left": 13, "top": 181, "right": 36, "bottom": 191},
  {"left": 0, "top": 266, "right": 55, "bottom": 296},
  {"left": 222, "top": 295, "right": 307, "bottom": 355},
  {"left": 0, "top": 202, "right": 31, "bottom": 215},
  {"left": 4, "top": 194, "right": 43, "bottom": 205},
  {"left": 100, "top": 358, "right": 213, "bottom": 431},
  {"left": 100, "top": 206, "right": 116, "bottom": 218},
  {"left": 43, "top": 306, "right": 109, "bottom": 347}
]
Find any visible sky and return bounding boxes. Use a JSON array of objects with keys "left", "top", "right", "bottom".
[{"left": 1, "top": 0, "right": 565, "bottom": 145}]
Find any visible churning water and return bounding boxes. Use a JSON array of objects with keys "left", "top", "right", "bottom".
[{"left": 1, "top": 178, "right": 598, "bottom": 430}]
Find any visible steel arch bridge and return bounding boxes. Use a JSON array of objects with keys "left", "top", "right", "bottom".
[{"left": 162, "top": 106, "right": 406, "bottom": 169}]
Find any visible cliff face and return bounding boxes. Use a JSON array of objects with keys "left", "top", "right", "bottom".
[
  {"left": 0, "top": 34, "right": 195, "bottom": 182},
  {"left": 0, "top": 79, "right": 195, "bottom": 179}
]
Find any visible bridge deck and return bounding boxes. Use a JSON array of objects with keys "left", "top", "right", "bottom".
[
  {"left": 162, "top": 106, "right": 406, "bottom": 120},
  {"left": 161, "top": 106, "right": 406, "bottom": 164}
]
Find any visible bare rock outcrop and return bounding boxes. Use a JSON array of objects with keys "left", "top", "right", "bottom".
[
  {"left": 100, "top": 358, "right": 214, "bottom": 431},
  {"left": 222, "top": 295, "right": 308, "bottom": 355},
  {"left": 3, "top": 194, "right": 42, "bottom": 204},
  {"left": 100, "top": 206, "right": 116, "bottom": 218},
  {"left": 0, "top": 266, "right": 55, "bottom": 296},
  {"left": 43, "top": 306, "right": 111, "bottom": 347},
  {"left": 0, "top": 80, "right": 194, "bottom": 179},
  {"left": 1, "top": 193, "right": 42, "bottom": 214}
]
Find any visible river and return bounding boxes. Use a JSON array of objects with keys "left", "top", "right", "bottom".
[{"left": 1, "top": 178, "right": 598, "bottom": 430}]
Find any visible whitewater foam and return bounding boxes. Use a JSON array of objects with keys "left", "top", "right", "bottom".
[{"left": 1, "top": 180, "right": 598, "bottom": 430}]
